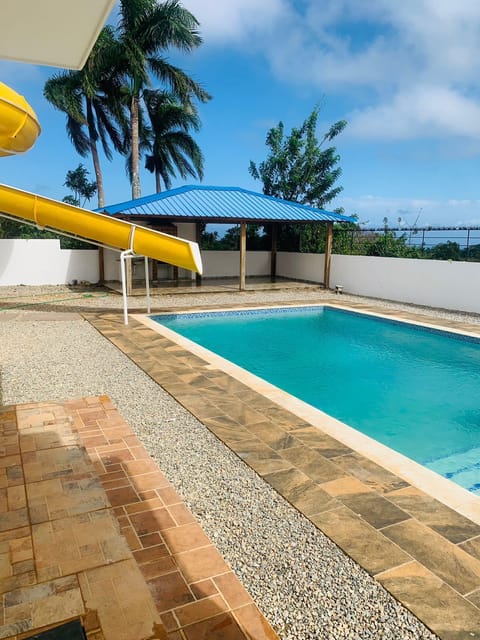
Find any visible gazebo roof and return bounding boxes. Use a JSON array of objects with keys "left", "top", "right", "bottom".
[{"left": 100, "top": 185, "right": 355, "bottom": 224}]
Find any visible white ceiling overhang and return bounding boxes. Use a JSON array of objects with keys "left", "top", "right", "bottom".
[{"left": 0, "top": 0, "right": 117, "bottom": 70}]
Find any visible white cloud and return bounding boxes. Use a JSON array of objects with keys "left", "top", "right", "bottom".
[
  {"left": 347, "top": 85, "right": 480, "bottom": 140},
  {"left": 181, "top": 0, "right": 289, "bottom": 43},
  {"left": 337, "top": 194, "right": 480, "bottom": 227},
  {"left": 272, "top": 0, "right": 480, "bottom": 90},
  {"left": 185, "top": 1, "right": 480, "bottom": 90},
  {"left": 183, "top": 0, "right": 480, "bottom": 142}
]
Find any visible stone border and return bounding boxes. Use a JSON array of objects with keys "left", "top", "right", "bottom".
[{"left": 135, "top": 302, "right": 480, "bottom": 524}]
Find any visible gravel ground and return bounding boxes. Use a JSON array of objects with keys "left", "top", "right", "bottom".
[
  {"left": 0, "top": 282, "right": 479, "bottom": 324},
  {"left": 0, "top": 284, "right": 452, "bottom": 639}
]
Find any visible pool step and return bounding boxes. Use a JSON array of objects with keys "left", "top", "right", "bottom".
[{"left": 425, "top": 446, "right": 480, "bottom": 494}]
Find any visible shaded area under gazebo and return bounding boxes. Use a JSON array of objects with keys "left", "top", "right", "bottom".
[
  {"left": 103, "top": 275, "right": 323, "bottom": 297},
  {"left": 99, "top": 185, "right": 355, "bottom": 291}
]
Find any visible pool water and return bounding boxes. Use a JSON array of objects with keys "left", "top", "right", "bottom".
[{"left": 153, "top": 306, "right": 480, "bottom": 494}]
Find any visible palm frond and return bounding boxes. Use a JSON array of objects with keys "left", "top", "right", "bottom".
[
  {"left": 147, "top": 57, "right": 211, "bottom": 104},
  {"left": 66, "top": 116, "right": 90, "bottom": 156}
]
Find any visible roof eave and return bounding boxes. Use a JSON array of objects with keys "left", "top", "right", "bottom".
[{"left": 113, "top": 213, "right": 353, "bottom": 224}]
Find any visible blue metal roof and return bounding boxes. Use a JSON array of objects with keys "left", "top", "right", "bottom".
[{"left": 100, "top": 185, "right": 355, "bottom": 224}]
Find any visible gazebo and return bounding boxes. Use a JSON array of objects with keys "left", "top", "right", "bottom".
[{"left": 100, "top": 185, "right": 355, "bottom": 291}]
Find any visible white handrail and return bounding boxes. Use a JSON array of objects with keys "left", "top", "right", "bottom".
[
  {"left": 121, "top": 250, "right": 151, "bottom": 324},
  {"left": 120, "top": 249, "right": 133, "bottom": 325},
  {"left": 145, "top": 256, "right": 151, "bottom": 314}
]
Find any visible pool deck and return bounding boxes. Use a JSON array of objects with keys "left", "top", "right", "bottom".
[
  {"left": 84, "top": 299, "right": 480, "bottom": 640},
  {"left": 0, "top": 397, "right": 278, "bottom": 640}
]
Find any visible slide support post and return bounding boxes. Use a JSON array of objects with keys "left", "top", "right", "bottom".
[
  {"left": 144, "top": 256, "right": 151, "bottom": 314},
  {"left": 120, "top": 249, "right": 133, "bottom": 325}
]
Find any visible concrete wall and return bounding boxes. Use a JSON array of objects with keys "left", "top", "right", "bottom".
[
  {"left": 274, "top": 251, "right": 480, "bottom": 315},
  {"left": 177, "top": 222, "right": 196, "bottom": 242},
  {"left": 330, "top": 254, "right": 480, "bottom": 314},
  {"left": 105, "top": 248, "right": 271, "bottom": 282},
  {"left": 277, "top": 251, "right": 325, "bottom": 283},
  {"left": 202, "top": 251, "right": 271, "bottom": 278},
  {"left": 2, "top": 238, "right": 480, "bottom": 315},
  {"left": 0, "top": 239, "right": 99, "bottom": 286}
]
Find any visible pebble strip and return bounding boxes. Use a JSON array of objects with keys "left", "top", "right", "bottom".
[
  {"left": 0, "top": 282, "right": 479, "bottom": 325},
  {"left": 0, "top": 284, "right": 452, "bottom": 639}
]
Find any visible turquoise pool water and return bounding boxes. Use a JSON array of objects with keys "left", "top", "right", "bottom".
[{"left": 152, "top": 306, "right": 480, "bottom": 494}]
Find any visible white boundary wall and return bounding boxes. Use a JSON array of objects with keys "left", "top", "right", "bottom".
[
  {"left": 2, "top": 239, "right": 480, "bottom": 315},
  {"left": 277, "top": 251, "right": 325, "bottom": 282},
  {"left": 0, "top": 239, "right": 99, "bottom": 286},
  {"left": 202, "top": 251, "right": 270, "bottom": 278},
  {"left": 330, "top": 254, "right": 480, "bottom": 314},
  {"left": 276, "top": 251, "right": 480, "bottom": 315}
]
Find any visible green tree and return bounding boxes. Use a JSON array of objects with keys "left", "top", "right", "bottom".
[
  {"left": 44, "top": 26, "right": 124, "bottom": 207},
  {"left": 364, "top": 230, "right": 407, "bottom": 257},
  {"left": 249, "top": 107, "right": 346, "bottom": 207},
  {"left": 63, "top": 164, "right": 97, "bottom": 207},
  {"left": 332, "top": 219, "right": 359, "bottom": 254},
  {"left": 0, "top": 219, "right": 56, "bottom": 240},
  {"left": 427, "top": 241, "right": 462, "bottom": 261},
  {"left": 348, "top": 219, "right": 424, "bottom": 258},
  {"left": 218, "top": 226, "right": 240, "bottom": 250},
  {"left": 463, "top": 243, "right": 480, "bottom": 261},
  {"left": 116, "top": 0, "right": 211, "bottom": 199},
  {"left": 143, "top": 90, "right": 204, "bottom": 192},
  {"left": 199, "top": 227, "right": 220, "bottom": 250},
  {"left": 249, "top": 107, "right": 347, "bottom": 251}
]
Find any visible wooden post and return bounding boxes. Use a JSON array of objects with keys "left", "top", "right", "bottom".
[
  {"left": 195, "top": 223, "right": 202, "bottom": 287},
  {"left": 98, "top": 247, "right": 105, "bottom": 285},
  {"left": 151, "top": 260, "right": 157, "bottom": 285},
  {"left": 239, "top": 222, "right": 246, "bottom": 291},
  {"left": 270, "top": 223, "right": 278, "bottom": 281},
  {"left": 323, "top": 221, "right": 333, "bottom": 290}
]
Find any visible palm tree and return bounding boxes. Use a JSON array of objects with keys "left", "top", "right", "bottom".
[
  {"left": 63, "top": 164, "right": 97, "bottom": 207},
  {"left": 116, "top": 0, "right": 211, "bottom": 199},
  {"left": 143, "top": 90, "right": 204, "bottom": 192},
  {"left": 44, "top": 26, "right": 125, "bottom": 208}
]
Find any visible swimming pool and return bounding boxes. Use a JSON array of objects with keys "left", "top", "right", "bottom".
[{"left": 152, "top": 306, "right": 480, "bottom": 495}]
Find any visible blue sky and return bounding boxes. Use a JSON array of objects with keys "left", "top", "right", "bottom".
[{"left": 2, "top": 0, "right": 480, "bottom": 227}]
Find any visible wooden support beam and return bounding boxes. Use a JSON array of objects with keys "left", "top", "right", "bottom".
[
  {"left": 239, "top": 222, "right": 246, "bottom": 291},
  {"left": 323, "top": 221, "right": 333, "bottom": 290},
  {"left": 98, "top": 247, "right": 104, "bottom": 285},
  {"left": 270, "top": 223, "right": 278, "bottom": 281}
]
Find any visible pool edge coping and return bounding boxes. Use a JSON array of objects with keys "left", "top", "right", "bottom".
[{"left": 133, "top": 302, "right": 480, "bottom": 526}]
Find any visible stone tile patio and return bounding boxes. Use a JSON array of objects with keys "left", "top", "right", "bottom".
[
  {"left": 84, "top": 300, "right": 480, "bottom": 640},
  {"left": 0, "top": 398, "right": 278, "bottom": 640}
]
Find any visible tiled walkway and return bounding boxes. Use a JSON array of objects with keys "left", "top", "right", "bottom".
[
  {"left": 0, "top": 398, "right": 277, "bottom": 640},
  {"left": 85, "top": 301, "right": 480, "bottom": 640}
]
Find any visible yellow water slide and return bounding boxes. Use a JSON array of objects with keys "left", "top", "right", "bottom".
[
  {"left": 0, "top": 82, "right": 203, "bottom": 274},
  {"left": 0, "top": 82, "right": 41, "bottom": 156},
  {"left": 0, "top": 183, "right": 203, "bottom": 272}
]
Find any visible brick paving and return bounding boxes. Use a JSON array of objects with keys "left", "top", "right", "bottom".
[{"left": 0, "top": 398, "right": 277, "bottom": 640}]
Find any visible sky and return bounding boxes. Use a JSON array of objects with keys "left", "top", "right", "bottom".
[{"left": 2, "top": 0, "right": 480, "bottom": 227}]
